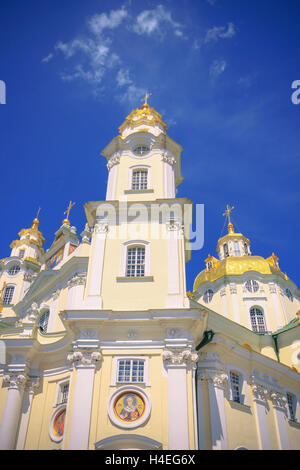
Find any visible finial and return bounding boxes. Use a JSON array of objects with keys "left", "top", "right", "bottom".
[
  {"left": 32, "top": 207, "right": 41, "bottom": 230},
  {"left": 222, "top": 204, "right": 235, "bottom": 233},
  {"left": 141, "top": 92, "right": 152, "bottom": 108},
  {"left": 63, "top": 201, "right": 75, "bottom": 226}
]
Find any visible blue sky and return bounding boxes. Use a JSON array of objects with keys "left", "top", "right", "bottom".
[{"left": 1, "top": 0, "right": 299, "bottom": 291}]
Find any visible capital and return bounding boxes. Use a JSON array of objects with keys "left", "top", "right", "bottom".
[
  {"left": 163, "top": 348, "right": 198, "bottom": 367},
  {"left": 67, "top": 350, "right": 102, "bottom": 368}
]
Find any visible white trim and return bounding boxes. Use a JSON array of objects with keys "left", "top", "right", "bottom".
[
  {"left": 107, "top": 385, "right": 151, "bottom": 429},
  {"left": 111, "top": 356, "right": 150, "bottom": 386},
  {"left": 95, "top": 434, "right": 162, "bottom": 450}
]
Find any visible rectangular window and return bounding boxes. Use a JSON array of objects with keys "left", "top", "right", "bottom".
[
  {"left": 126, "top": 246, "right": 145, "bottom": 277},
  {"left": 3, "top": 286, "right": 14, "bottom": 305},
  {"left": 132, "top": 170, "right": 148, "bottom": 190},
  {"left": 287, "top": 393, "right": 296, "bottom": 421},
  {"left": 223, "top": 243, "right": 229, "bottom": 257},
  {"left": 19, "top": 250, "right": 25, "bottom": 258},
  {"left": 117, "top": 359, "right": 145, "bottom": 383},
  {"left": 230, "top": 371, "right": 241, "bottom": 403}
]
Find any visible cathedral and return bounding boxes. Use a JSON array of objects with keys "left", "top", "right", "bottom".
[{"left": 0, "top": 99, "right": 299, "bottom": 450}]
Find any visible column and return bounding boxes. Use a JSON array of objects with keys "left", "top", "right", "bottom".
[
  {"left": 0, "top": 373, "right": 27, "bottom": 449},
  {"left": 166, "top": 220, "right": 184, "bottom": 308},
  {"left": 270, "top": 391, "right": 290, "bottom": 450},
  {"left": 163, "top": 348, "right": 198, "bottom": 450},
  {"left": 250, "top": 380, "right": 271, "bottom": 449},
  {"left": 199, "top": 372, "right": 228, "bottom": 450},
  {"left": 162, "top": 154, "right": 176, "bottom": 198},
  {"left": 220, "top": 287, "right": 228, "bottom": 317},
  {"left": 66, "top": 334, "right": 101, "bottom": 450},
  {"left": 106, "top": 154, "right": 120, "bottom": 200},
  {"left": 16, "top": 378, "right": 39, "bottom": 450},
  {"left": 269, "top": 283, "right": 283, "bottom": 329},
  {"left": 84, "top": 219, "right": 108, "bottom": 309}
]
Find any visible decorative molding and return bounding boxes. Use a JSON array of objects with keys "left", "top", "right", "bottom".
[
  {"left": 107, "top": 154, "right": 120, "bottom": 170},
  {"left": 67, "top": 273, "right": 86, "bottom": 288},
  {"left": 2, "top": 373, "right": 27, "bottom": 390},
  {"left": 269, "top": 391, "right": 287, "bottom": 410},
  {"left": 162, "top": 348, "right": 198, "bottom": 366},
  {"left": 162, "top": 153, "right": 176, "bottom": 166},
  {"left": 67, "top": 350, "right": 102, "bottom": 367}
]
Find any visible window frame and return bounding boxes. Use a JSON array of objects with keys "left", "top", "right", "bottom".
[
  {"left": 128, "top": 165, "right": 152, "bottom": 192},
  {"left": 54, "top": 378, "right": 70, "bottom": 408},
  {"left": 226, "top": 365, "right": 249, "bottom": 406},
  {"left": 203, "top": 289, "right": 214, "bottom": 304},
  {"left": 7, "top": 264, "right": 21, "bottom": 276},
  {"left": 111, "top": 356, "right": 150, "bottom": 386},
  {"left": 120, "top": 240, "right": 151, "bottom": 278},
  {"left": 286, "top": 390, "right": 299, "bottom": 422},
  {"left": 250, "top": 306, "right": 267, "bottom": 333},
  {"left": 2, "top": 285, "right": 15, "bottom": 305},
  {"left": 233, "top": 241, "right": 241, "bottom": 256}
]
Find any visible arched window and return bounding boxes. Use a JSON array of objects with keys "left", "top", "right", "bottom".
[
  {"left": 245, "top": 279, "right": 259, "bottom": 293},
  {"left": 38, "top": 310, "right": 50, "bottom": 333},
  {"left": 132, "top": 169, "right": 148, "bottom": 190},
  {"left": 250, "top": 307, "right": 266, "bottom": 333},
  {"left": 230, "top": 371, "right": 241, "bottom": 403},
  {"left": 203, "top": 289, "right": 214, "bottom": 304},
  {"left": 126, "top": 246, "right": 145, "bottom": 277},
  {"left": 223, "top": 243, "right": 229, "bottom": 257},
  {"left": 285, "top": 288, "right": 293, "bottom": 302},
  {"left": 8, "top": 265, "right": 20, "bottom": 276},
  {"left": 244, "top": 243, "right": 249, "bottom": 256},
  {"left": 3, "top": 286, "right": 15, "bottom": 305}
]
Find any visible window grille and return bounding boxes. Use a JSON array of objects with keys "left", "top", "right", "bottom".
[
  {"left": 8, "top": 265, "right": 20, "bottom": 276},
  {"left": 3, "top": 286, "right": 14, "bottom": 305},
  {"left": 250, "top": 307, "right": 266, "bottom": 333},
  {"left": 126, "top": 246, "right": 145, "bottom": 277},
  {"left": 230, "top": 371, "right": 241, "bottom": 403},
  {"left": 245, "top": 280, "right": 259, "bottom": 293},
  {"left": 38, "top": 311, "right": 50, "bottom": 333},
  {"left": 117, "top": 359, "right": 145, "bottom": 383},
  {"left": 287, "top": 393, "right": 296, "bottom": 421},
  {"left": 132, "top": 170, "right": 148, "bottom": 190}
]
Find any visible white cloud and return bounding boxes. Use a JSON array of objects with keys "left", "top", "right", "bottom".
[
  {"left": 41, "top": 53, "right": 53, "bottom": 63},
  {"left": 88, "top": 7, "right": 128, "bottom": 35},
  {"left": 116, "top": 68, "right": 133, "bottom": 87},
  {"left": 132, "top": 4, "right": 183, "bottom": 38},
  {"left": 204, "top": 23, "right": 236, "bottom": 43},
  {"left": 206, "top": 0, "right": 217, "bottom": 5},
  {"left": 210, "top": 59, "right": 227, "bottom": 78},
  {"left": 120, "top": 84, "right": 147, "bottom": 106}
]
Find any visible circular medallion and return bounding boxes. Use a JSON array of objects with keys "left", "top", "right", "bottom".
[
  {"left": 49, "top": 405, "right": 66, "bottom": 442},
  {"left": 108, "top": 386, "right": 151, "bottom": 429}
]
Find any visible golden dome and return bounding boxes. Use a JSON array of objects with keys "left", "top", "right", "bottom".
[
  {"left": 118, "top": 104, "right": 168, "bottom": 134},
  {"left": 193, "top": 255, "right": 287, "bottom": 292}
]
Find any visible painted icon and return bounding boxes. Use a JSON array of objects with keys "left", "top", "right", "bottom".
[
  {"left": 53, "top": 408, "right": 66, "bottom": 437},
  {"left": 114, "top": 391, "right": 145, "bottom": 423}
]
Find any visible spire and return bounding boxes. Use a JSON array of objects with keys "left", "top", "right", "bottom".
[
  {"left": 63, "top": 201, "right": 75, "bottom": 227},
  {"left": 222, "top": 204, "right": 235, "bottom": 234},
  {"left": 32, "top": 207, "right": 41, "bottom": 231}
]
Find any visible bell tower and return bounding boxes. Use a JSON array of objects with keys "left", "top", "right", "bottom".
[{"left": 83, "top": 95, "right": 192, "bottom": 311}]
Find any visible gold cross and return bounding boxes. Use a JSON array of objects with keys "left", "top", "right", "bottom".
[
  {"left": 64, "top": 201, "right": 75, "bottom": 221},
  {"left": 36, "top": 207, "right": 41, "bottom": 219},
  {"left": 141, "top": 92, "right": 152, "bottom": 105},
  {"left": 222, "top": 204, "right": 234, "bottom": 224}
]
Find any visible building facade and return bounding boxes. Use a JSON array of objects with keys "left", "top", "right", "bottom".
[{"left": 0, "top": 102, "right": 299, "bottom": 450}]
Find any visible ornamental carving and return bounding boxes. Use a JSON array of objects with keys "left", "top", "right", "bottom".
[
  {"left": 229, "top": 283, "right": 237, "bottom": 295},
  {"left": 166, "top": 220, "right": 184, "bottom": 232},
  {"left": 67, "top": 350, "right": 102, "bottom": 367},
  {"left": 269, "top": 391, "right": 287, "bottom": 410},
  {"left": 68, "top": 274, "right": 86, "bottom": 288},
  {"left": 94, "top": 222, "right": 109, "bottom": 234},
  {"left": 23, "top": 273, "right": 33, "bottom": 283},
  {"left": 162, "top": 153, "right": 176, "bottom": 166},
  {"left": 198, "top": 371, "right": 228, "bottom": 389},
  {"left": 250, "top": 383, "right": 268, "bottom": 402},
  {"left": 3, "top": 373, "right": 27, "bottom": 390},
  {"left": 162, "top": 349, "right": 198, "bottom": 366},
  {"left": 107, "top": 154, "right": 120, "bottom": 170}
]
